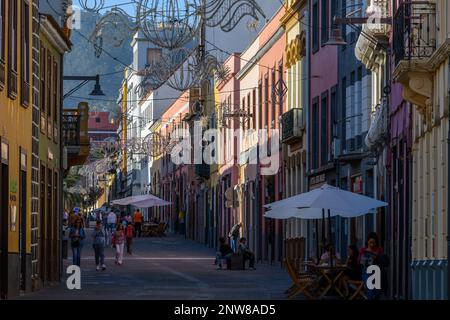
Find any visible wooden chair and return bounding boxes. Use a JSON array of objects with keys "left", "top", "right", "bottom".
[
  {"left": 156, "top": 223, "right": 166, "bottom": 237},
  {"left": 284, "top": 259, "right": 316, "bottom": 300},
  {"left": 347, "top": 280, "right": 367, "bottom": 300}
]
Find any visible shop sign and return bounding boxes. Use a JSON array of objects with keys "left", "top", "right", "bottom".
[{"left": 310, "top": 173, "right": 326, "bottom": 187}]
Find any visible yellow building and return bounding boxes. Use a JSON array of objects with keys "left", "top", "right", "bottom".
[
  {"left": 280, "top": 0, "right": 308, "bottom": 243},
  {"left": 393, "top": 0, "right": 450, "bottom": 299},
  {"left": 37, "top": 13, "right": 70, "bottom": 290},
  {"left": 0, "top": 0, "right": 34, "bottom": 299}
]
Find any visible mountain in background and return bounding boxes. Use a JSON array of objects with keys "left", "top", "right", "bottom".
[{"left": 63, "top": 10, "right": 133, "bottom": 119}]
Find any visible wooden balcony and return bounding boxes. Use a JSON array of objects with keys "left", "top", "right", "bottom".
[{"left": 63, "top": 102, "right": 90, "bottom": 168}]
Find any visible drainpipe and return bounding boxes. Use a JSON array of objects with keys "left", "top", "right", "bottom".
[{"left": 447, "top": 57, "right": 450, "bottom": 300}]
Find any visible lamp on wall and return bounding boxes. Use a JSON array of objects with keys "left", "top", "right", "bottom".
[{"left": 325, "top": 28, "right": 347, "bottom": 46}]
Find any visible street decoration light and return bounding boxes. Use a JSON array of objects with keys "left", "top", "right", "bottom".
[
  {"left": 78, "top": 0, "right": 105, "bottom": 12},
  {"left": 137, "top": 0, "right": 201, "bottom": 50},
  {"left": 87, "top": 0, "right": 266, "bottom": 93}
]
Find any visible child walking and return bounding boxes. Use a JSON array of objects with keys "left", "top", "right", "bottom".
[
  {"left": 112, "top": 224, "right": 125, "bottom": 265},
  {"left": 126, "top": 223, "right": 134, "bottom": 254}
]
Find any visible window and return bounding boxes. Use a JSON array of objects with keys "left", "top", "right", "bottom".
[
  {"left": 341, "top": 77, "right": 347, "bottom": 150},
  {"left": 330, "top": 0, "right": 337, "bottom": 29},
  {"left": 40, "top": 45, "right": 46, "bottom": 116},
  {"left": 330, "top": 86, "right": 337, "bottom": 154},
  {"left": 21, "top": 0, "right": 30, "bottom": 106},
  {"left": 242, "top": 97, "right": 245, "bottom": 130},
  {"left": 0, "top": 0, "right": 5, "bottom": 87},
  {"left": 247, "top": 93, "right": 250, "bottom": 130},
  {"left": 252, "top": 89, "right": 256, "bottom": 129},
  {"left": 147, "top": 48, "right": 162, "bottom": 66},
  {"left": 341, "top": 0, "right": 347, "bottom": 45},
  {"left": 95, "top": 117, "right": 101, "bottom": 123},
  {"left": 312, "top": 97, "right": 319, "bottom": 169},
  {"left": 271, "top": 69, "right": 276, "bottom": 128},
  {"left": 312, "top": 1, "right": 319, "bottom": 53},
  {"left": 53, "top": 60, "right": 58, "bottom": 124},
  {"left": 258, "top": 81, "right": 262, "bottom": 129},
  {"left": 278, "top": 63, "right": 284, "bottom": 115},
  {"left": 357, "top": 67, "right": 362, "bottom": 141},
  {"left": 47, "top": 54, "right": 52, "bottom": 119},
  {"left": 321, "top": 0, "right": 329, "bottom": 45},
  {"left": 8, "top": 0, "right": 18, "bottom": 97},
  {"left": 264, "top": 75, "right": 269, "bottom": 128},
  {"left": 321, "top": 91, "right": 328, "bottom": 166}
]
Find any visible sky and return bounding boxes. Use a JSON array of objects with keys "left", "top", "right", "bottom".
[{"left": 74, "top": 0, "right": 137, "bottom": 16}]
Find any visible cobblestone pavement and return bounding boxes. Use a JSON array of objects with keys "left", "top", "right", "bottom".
[{"left": 17, "top": 229, "right": 292, "bottom": 300}]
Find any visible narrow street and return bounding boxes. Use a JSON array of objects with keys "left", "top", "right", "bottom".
[{"left": 17, "top": 229, "right": 291, "bottom": 300}]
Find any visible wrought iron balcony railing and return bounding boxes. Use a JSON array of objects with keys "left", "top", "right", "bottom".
[
  {"left": 281, "top": 108, "right": 305, "bottom": 145},
  {"left": 394, "top": 1, "right": 436, "bottom": 66}
]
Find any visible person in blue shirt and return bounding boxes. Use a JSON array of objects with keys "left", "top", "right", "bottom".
[
  {"left": 92, "top": 220, "right": 106, "bottom": 271},
  {"left": 69, "top": 218, "right": 86, "bottom": 266}
]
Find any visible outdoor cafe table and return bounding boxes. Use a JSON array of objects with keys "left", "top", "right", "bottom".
[
  {"left": 142, "top": 223, "right": 159, "bottom": 236},
  {"left": 304, "top": 263, "right": 348, "bottom": 299}
]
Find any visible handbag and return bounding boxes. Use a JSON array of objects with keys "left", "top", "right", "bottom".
[{"left": 71, "top": 238, "right": 80, "bottom": 248}]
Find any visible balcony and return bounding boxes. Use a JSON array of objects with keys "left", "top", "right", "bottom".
[
  {"left": 355, "top": 0, "right": 391, "bottom": 71},
  {"left": 281, "top": 108, "right": 304, "bottom": 145},
  {"left": 63, "top": 102, "right": 90, "bottom": 169},
  {"left": 393, "top": 1, "right": 436, "bottom": 66},
  {"left": 393, "top": 1, "right": 437, "bottom": 121}
]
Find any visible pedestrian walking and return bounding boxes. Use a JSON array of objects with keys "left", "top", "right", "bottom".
[
  {"left": 92, "top": 221, "right": 106, "bottom": 271},
  {"left": 133, "top": 209, "right": 143, "bottom": 238},
  {"left": 125, "top": 223, "right": 134, "bottom": 255},
  {"left": 69, "top": 218, "right": 85, "bottom": 266},
  {"left": 112, "top": 224, "right": 125, "bottom": 265},
  {"left": 228, "top": 222, "right": 242, "bottom": 253},
  {"left": 107, "top": 210, "right": 117, "bottom": 247}
]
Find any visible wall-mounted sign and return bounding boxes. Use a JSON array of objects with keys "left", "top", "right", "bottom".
[
  {"left": 310, "top": 173, "right": 326, "bottom": 187},
  {"left": 10, "top": 180, "right": 17, "bottom": 194},
  {"left": 10, "top": 205, "right": 17, "bottom": 231}
]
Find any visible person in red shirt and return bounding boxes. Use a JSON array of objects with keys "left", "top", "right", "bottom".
[
  {"left": 125, "top": 223, "right": 134, "bottom": 255},
  {"left": 358, "top": 232, "right": 387, "bottom": 300},
  {"left": 133, "top": 209, "right": 143, "bottom": 238}
]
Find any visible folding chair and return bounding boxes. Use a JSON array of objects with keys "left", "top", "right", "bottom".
[
  {"left": 284, "top": 259, "right": 316, "bottom": 299},
  {"left": 347, "top": 280, "right": 367, "bottom": 300}
]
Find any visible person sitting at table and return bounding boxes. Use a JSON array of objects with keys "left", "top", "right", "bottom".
[
  {"left": 238, "top": 237, "right": 256, "bottom": 270},
  {"left": 345, "top": 245, "right": 362, "bottom": 280},
  {"left": 358, "top": 232, "right": 388, "bottom": 300},
  {"left": 320, "top": 243, "right": 341, "bottom": 266},
  {"left": 340, "top": 245, "right": 363, "bottom": 297},
  {"left": 216, "top": 237, "right": 233, "bottom": 270}
]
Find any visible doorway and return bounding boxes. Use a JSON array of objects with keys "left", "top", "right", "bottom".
[
  {"left": 0, "top": 154, "right": 9, "bottom": 299},
  {"left": 39, "top": 164, "right": 46, "bottom": 283},
  {"left": 19, "top": 161, "right": 27, "bottom": 291}
]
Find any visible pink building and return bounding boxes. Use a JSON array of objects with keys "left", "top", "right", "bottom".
[
  {"left": 216, "top": 53, "right": 241, "bottom": 239},
  {"left": 88, "top": 111, "right": 119, "bottom": 145},
  {"left": 308, "top": 0, "right": 338, "bottom": 184}
]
